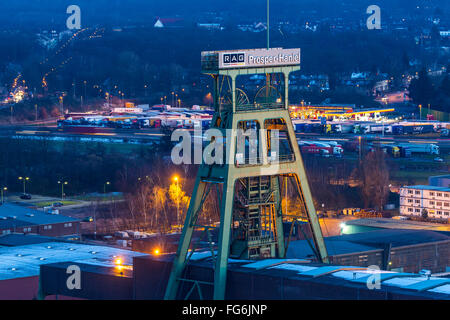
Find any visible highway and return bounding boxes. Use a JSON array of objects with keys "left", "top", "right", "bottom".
[{"left": 0, "top": 124, "right": 449, "bottom": 150}]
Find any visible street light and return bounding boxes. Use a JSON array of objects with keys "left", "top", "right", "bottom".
[
  {"left": 358, "top": 136, "right": 362, "bottom": 162},
  {"left": 173, "top": 175, "right": 180, "bottom": 227},
  {"left": 58, "top": 181, "right": 68, "bottom": 200},
  {"left": 1, "top": 187, "right": 7, "bottom": 204},
  {"left": 104, "top": 181, "right": 110, "bottom": 194},
  {"left": 18, "top": 176, "right": 30, "bottom": 194}
]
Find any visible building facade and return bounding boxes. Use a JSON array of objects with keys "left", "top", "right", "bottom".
[
  {"left": 0, "top": 203, "right": 80, "bottom": 237},
  {"left": 400, "top": 185, "right": 450, "bottom": 220}
]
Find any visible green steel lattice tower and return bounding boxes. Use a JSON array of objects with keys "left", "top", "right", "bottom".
[{"left": 165, "top": 48, "right": 328, "bottom": 300}]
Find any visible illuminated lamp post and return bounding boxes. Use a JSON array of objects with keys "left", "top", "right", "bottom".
[
  {"left": 1, "top": 187, "right": 7, "bottom": 204},
  {"left": 104, "top": 181, "right": 110, "bottom": 194},
  {"left": 18, "top": 176, "right": 30, "bottom": 194},
  {"left": 173, "top": 175, "right": 180, "bottom": 227},
  {"left": 58, "top": 181, "right": 68, "bottom": 200}
]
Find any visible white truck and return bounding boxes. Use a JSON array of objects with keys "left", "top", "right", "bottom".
[{"left": 397, "top": 143, "right": 439, "bottom": 155}]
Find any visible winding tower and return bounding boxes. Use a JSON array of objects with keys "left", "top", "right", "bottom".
[{"left": 165, "top": 48, "right": 328, "bottom": 300}]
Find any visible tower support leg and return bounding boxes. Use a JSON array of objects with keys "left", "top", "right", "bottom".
[
  {"left": 164, "top": 178, "right": 207, "bottom": 300},
  {"left": 213, "top": 176, "right": 235, "bottom": 300},
  {"left": 271, "top": 176, "right": 286, "bottom": 257}
]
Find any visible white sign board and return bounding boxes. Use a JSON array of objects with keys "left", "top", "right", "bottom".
[
  {"left": 215, "top": 48, "right": 300, "bottom": 69},
  {"left": 112, "top": 108, "right": 143, "bottom": 114}
]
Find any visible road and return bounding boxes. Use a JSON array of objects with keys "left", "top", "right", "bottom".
[{"left": 1, "top": 124, "right": 449, "bottom": 150}]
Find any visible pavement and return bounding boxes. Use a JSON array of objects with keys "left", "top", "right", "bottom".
[
  {"left": 318, "top": 216, "right": 359, "bottom": 237},
  {"left": 5, "top": 193, "right": 91, "bottom": 210}
]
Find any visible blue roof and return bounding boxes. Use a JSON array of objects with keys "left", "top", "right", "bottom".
[
  {"left": 287, "top": 229, "right": 450, "bottom": 258},
  {"left": 0, "top": 240, "right": 147, "bottom": 280},
  {"left": 0, "top": 203, "right": 79, "bottom": 227},
  {"left": 287, "top": 238, "right": 377, "bottom": 258}
]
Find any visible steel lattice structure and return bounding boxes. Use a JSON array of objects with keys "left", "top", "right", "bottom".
[{"left": 165, "top": 48, "right": 328, "bottom": 300}]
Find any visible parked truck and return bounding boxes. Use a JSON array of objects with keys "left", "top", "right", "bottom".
[
  {"left": 387, "top": 124, "right": 435, "bottom": 135},
  {"left": 397, "top": 143, "right": 439, "bottom": 155},
  {"left": 381, "top": 145, "right": 401, "bottom": 157}
]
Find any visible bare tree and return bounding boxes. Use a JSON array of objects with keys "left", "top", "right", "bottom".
[{"left": 360, "top": 150, "right": 390, "bottom": 210}]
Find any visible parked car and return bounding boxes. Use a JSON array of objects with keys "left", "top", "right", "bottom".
[
  {"left": 52, "top": 202, "right": 64, "bottom": 207},
  {"left": 433, "top": 157, "right": 444, "bottom": 162},
  {"left": 20, "top": 193, "right": 32, "bottom": 200},
  {"left": 83, "top": 216, "right": 94, "bottom": 222}
]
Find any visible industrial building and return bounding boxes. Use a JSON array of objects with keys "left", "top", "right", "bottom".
[
  {"left": 0, "top": 227, "right": 440, "bottom": 300},
  {"left": 38, "top": 252, "right": 450, "bottom": 300},
  {"left": 0, "top": 233, "right": 146, "bottom": 299},
  {"left": 305, "top": 229, "right": 450, "bottom": 274},
  {"left": 429, "top": 175, "right": 450, "bottom": 188},
  {"left": 341, "top": 218, "right": 450, "bottom": 233},
  {"left": 133, "top": 227, "right": 450, "bottom": 274},
  {"left": 399, "top": 185, "right": 450, "bottom": 220},
  {"left": 0, "top": 203, "right": 81, "bottom": 238}
]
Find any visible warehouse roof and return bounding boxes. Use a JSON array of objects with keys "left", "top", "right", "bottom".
[
  {"left": 0, "top": 203, "right": 79, "bottom": 227},
  {"left": 286, "top": 229, "right": 450, "bottom": 258},
  {"left": 0, "top": 240, "right": 147, "bottom": 280},
  {"left": 332, "top": 229, "right": 450, "bottom": 248},
  {"left": 429, "top": 175, "right": 450, "bottom": 179},
  {"left": 135, "top": 254, "right": 450, "bottom": 299},
  {"left": 287, "top": 238, "right": 377, "bottom": 258},
  {"left": 344, "top": 218, "right": 450, "bottom": 232}
]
